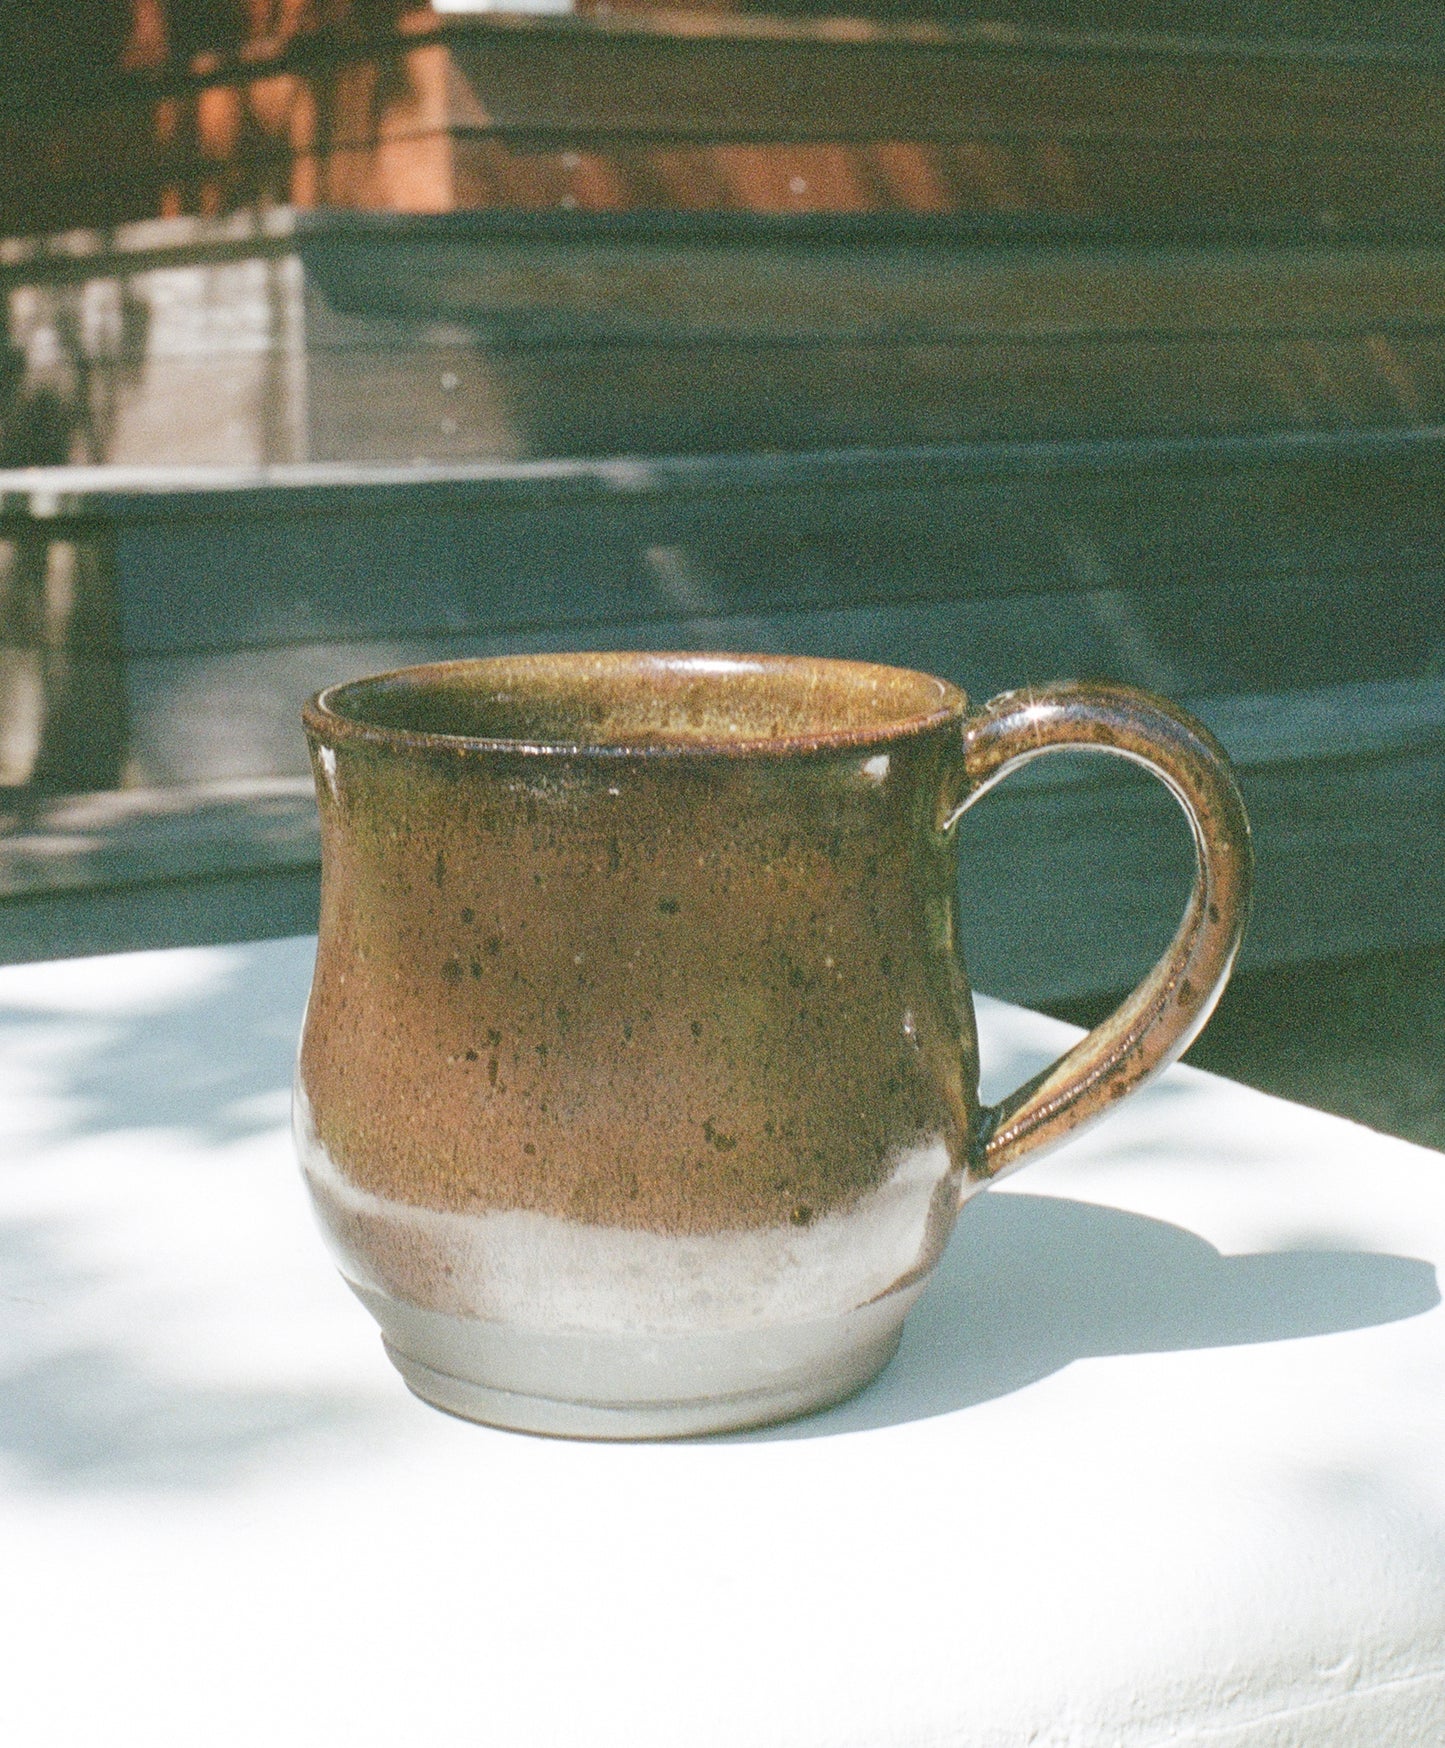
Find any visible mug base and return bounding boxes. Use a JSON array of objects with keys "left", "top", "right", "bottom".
[
  {"left": 352, "top": 1282, "right": 919, "bottom": 1439},
  {"left": 385, "top": 1330, "right": 901, "bottom": 1439}
]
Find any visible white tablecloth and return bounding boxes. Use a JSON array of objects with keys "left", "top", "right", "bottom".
[{"left": 2, "top": 936, "right": 1443, "bottom": 1746}]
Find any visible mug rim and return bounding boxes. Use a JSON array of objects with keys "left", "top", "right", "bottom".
[{"left": 305, "top": 652, "right": 968, "bottom": 759}]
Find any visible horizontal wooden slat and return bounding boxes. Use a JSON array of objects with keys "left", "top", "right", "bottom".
[
  {"left": 2, "top": 441, "right": 1442, "bottom": 724},
  {"left": 602, "top": 0, "right": 1445, "bottom": 50},
  {"left": 97, "top": 579, "right": 1439, "bottom": 779},
  {"left": 433, "top": 30, "right": 1445, "bottom": 147},
  {"left": 0, "top": 866, "right": 322, "bottom": 966},
  {"left": 0, "top": 778, "right": 319, "bottom": 898},
  {"left": 14, "top": 13, "right": 1445, "bottom": 231},
  {"left": 60, "top": 435, "right": 1445, "bottom": 656},
  {"left": 303, "top": 330, "right": 1445, "bottom": 456},
  {"left": 15, "top": 218, "right": 1445, "bottom": 467},
  {"left": 300, "top": 237, "right": 1445, "bottom": 337}
]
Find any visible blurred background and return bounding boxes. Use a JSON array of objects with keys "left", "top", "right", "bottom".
[{"left": 1, "top": 0, "right": 1442, "bottom": 1141}]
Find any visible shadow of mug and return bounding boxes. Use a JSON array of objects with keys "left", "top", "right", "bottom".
[{"left": 738, "top": 1190, "right": 1440, "bottom": 1440}]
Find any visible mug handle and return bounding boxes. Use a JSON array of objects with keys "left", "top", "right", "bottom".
[{"left": 942, "top": 680, "right": 1253, "bottom": 1181}]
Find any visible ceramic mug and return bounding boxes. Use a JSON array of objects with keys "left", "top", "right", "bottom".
[{"left": 295, "top": 652, "right": 1251, "bottom": 1438}]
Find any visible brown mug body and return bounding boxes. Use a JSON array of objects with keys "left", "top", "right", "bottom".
[{"left": 295, "top": 652, "right": 1251, "bottom": 1437}]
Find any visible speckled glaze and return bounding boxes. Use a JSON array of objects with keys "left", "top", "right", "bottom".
[{"left": 296, "top": 653, "right": 1251, "bottom": 1437}]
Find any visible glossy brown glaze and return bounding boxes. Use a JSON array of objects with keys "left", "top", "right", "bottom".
[
  {"left": 949, "top": 681, "right": 1254, "bottom": 1178},
  {"left": 300, "top": 654, "right": 975, "bottom": 1250}
]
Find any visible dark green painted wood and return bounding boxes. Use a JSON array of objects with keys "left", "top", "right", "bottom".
[
  {"left": 0, "top": 430, "right": 1439, "bottom": 662},
  {"left": 1, "top": 435, "right": 1441, "bottom": 989}
]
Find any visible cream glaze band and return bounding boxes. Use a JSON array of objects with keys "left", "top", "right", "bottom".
[{"left": 295, "top": 1083, "right": 959, "bottom": 1337}]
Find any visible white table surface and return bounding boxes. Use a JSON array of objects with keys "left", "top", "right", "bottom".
[{"left": 3, "top": 935, "right": 1444, "bottom": 1747}]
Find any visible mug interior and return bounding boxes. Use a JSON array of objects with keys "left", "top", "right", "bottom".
[{"left": 314, "top": 652, "right": 964, "bottom": 752}]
